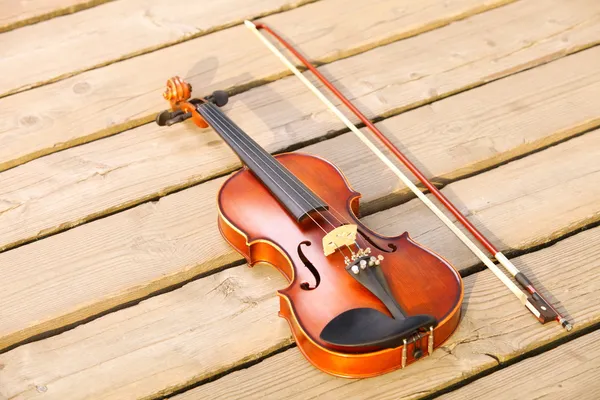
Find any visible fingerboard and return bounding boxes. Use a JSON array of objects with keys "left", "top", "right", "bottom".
[{"left": 197, "top": 102, "right": 328, "bottom": 222}]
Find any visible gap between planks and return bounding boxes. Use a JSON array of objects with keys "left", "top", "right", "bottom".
[
  {"left": 1, "top": 1, "right": 600, "bottom": 255},
  {"left": 0, "top": 0, "right": 525, "bottom": 170}
]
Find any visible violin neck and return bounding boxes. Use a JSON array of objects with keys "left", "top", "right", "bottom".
[{"left": 196, "top": 102, "right": 328, "bottom": 222}]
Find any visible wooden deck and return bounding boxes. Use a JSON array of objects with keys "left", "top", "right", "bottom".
[{"left": 0, "top": 0, "right": 599, "bottom": 398}]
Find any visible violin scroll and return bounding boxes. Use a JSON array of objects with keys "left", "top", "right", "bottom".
[
  {"left": 155, "top": 76, "right": 229, "bottom": 128},
  {"left": 163, "top": 76, "right": 192, "bottom": 109}
]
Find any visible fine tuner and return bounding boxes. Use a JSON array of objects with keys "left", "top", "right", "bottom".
[{"left": 342, "top": 246, "right": 384, "bottom": 271}]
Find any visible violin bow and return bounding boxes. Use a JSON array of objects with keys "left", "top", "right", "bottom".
[{"left": 245, "top": 20, "right": 572, "bottom": 331}]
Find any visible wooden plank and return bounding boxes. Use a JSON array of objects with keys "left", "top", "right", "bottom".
[
  {"left": 438, "top": 330, "right": 600, "bottom": 400},
  {"left": 0, "top": 126, "right": 598, "bottom": 354},
  {"left": 1, "top": 213, "right": 599, "bottom": 400},
  {"left": 175, "top": 228, "right": 600, "bottom": 400},
  {"left": 0, "top": 0, "right": 311, "bottom": 97},
  {"left": 1, "top": 9, "right": 600, "bottom": 253},
  {"left": 0, "top": 0, "right": 113, "bottom": 34},
  {"left": 0, "top": 0, "right": 521, "bottom": 171}
]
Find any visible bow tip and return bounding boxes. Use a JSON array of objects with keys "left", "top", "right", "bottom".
[{"left": 244, "top": 20, "right": 256, "bottom": 29}]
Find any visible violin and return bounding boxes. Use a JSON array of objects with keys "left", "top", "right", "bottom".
[{"left": 156, "top": 77, "right": 463, "bottom": 377}]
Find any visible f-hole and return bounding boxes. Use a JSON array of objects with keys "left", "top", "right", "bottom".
[
  {"left": 298, "top": 241, "right": 320, "bottom": 290},
  {"left": 357, "top": 229, "right": 397, "bottom": 253}
]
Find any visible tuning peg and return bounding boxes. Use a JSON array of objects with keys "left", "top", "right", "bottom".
[
  {"left": 155, "top": 110, "right": 192, "bottom": 126},
  {"left": 166, "top": 112, "right": 192, "bottom": 126},
  {"left": 156, "top": 110, "right": 174, "bottom": 126},
  {"left": 210, "top": 90, "right": 229, "bottom": 107}
]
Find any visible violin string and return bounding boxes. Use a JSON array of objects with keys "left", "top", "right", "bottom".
[
  {"left": 200, "top": 104, "right": 356, "bottom": 257},
  {"left": 202, "top": 103, "right": 363, "bottom": 255},
  {"left": 202, "top": 103, "right": 338, "bottom": 227},
  {"left": 203, "top": 102, "right": 362, "bottom": 252}
]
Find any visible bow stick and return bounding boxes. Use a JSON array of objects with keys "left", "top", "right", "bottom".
[{"left": 245, "top": 20, "right": 572, "bottom": 331}]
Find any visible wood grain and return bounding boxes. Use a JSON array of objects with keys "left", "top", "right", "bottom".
[
  {"left": 0, "top": 0, "right": 522, "bottom": 171},
  {"left": 0, "top": 129, "right": 597, "bottom": 354},
  {"left": 0, "top": 0, "right": 311, "bottom": 97},
  {"left": 2, "top": 1, "right": 598, "bottom": 399},
  {"left": 1, "top": 218, "right": 598, "bottom": 400},
  {"left": 175, "top": 227, "right": 600, "bottom": 400},
  {"left": 0, "top": 0, "right": 113, "bottom": 33},
  {"left": 2, "top": 22, "right": 600, "bottom": 254},
  {"left": 438, "top": 330, "right": 600, "bottom": 400}
]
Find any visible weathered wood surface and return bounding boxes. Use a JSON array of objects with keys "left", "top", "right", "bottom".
[
  {"left": 0, "top": 0, "right": 112, "bottom": 33},
  {"left": 0, "top": 128, "right": 597, "bottom": 355},
  {"left": 439, "top": 330, "right": 600, "bottom": 400},
  {"left": 2, "top": 16, "right": 600, "bottom": 254},
  {"left": 2, "top": 0, "right": 598, "bottom": 172},
  {"left": 0, "top": 0, "right": 521, "bottom": 171},
  {"left": 177, "top": 228, "right": 600, "bottom": 400},
  {"left": 0, "top": 0, "right": 310, "bottom": 97},
  {"left": 1, "top": 0, "right": 599, "bottom": 398},
  {"left": 1, "top": 215, "right": 598, "bottom": 400}
]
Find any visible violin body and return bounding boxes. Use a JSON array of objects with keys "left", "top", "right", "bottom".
[{"left": 218, "top": 152, "right": 463, "bottom": 377}]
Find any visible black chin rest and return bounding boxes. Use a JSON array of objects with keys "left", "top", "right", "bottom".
[{"left": 320, "top": 308, "right": 437, "bottom": 349}]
